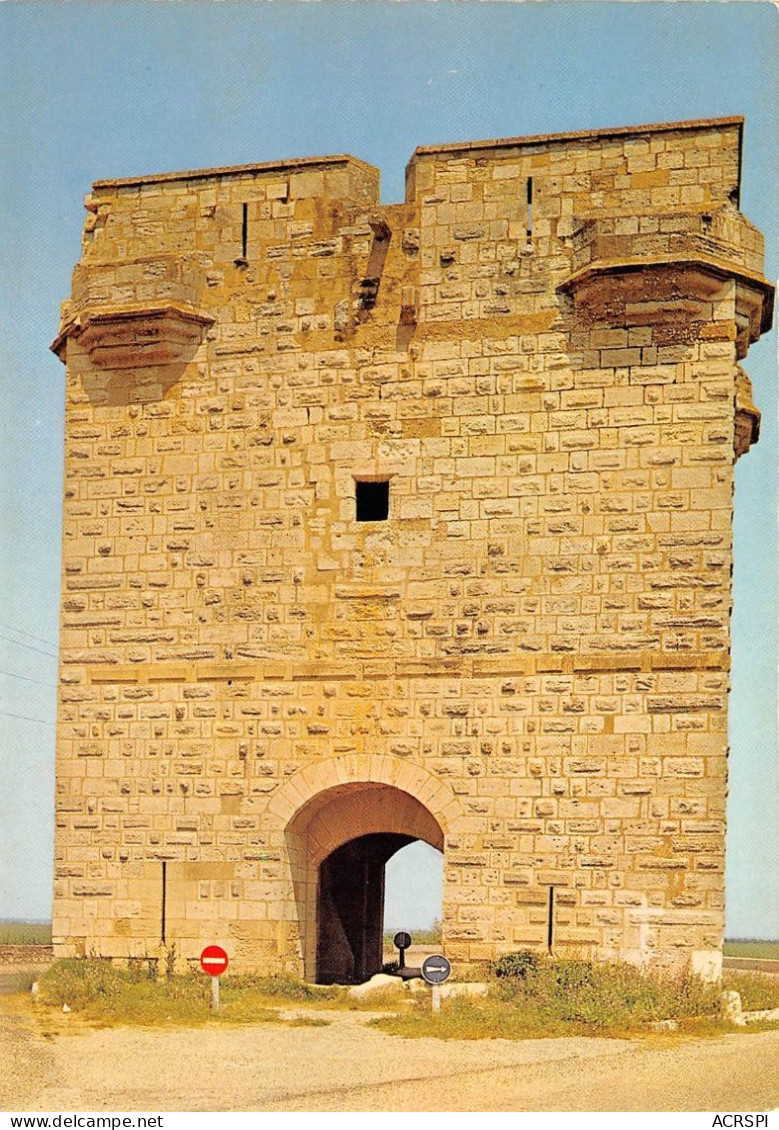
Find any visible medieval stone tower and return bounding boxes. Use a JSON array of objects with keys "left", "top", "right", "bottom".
[{"left": 52, "top": 117, "right": 773, "bottom": 983}]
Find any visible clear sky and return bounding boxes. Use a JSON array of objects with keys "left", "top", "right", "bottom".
[{"left": 0, "top": 0, "right": 776, "bottom": 938}]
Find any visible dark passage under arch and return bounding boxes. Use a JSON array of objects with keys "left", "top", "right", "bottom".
[{"left": 317, "top": 832, "right": 414, "bottom": 984}]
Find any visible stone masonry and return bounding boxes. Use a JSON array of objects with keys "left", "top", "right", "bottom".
[{"left": 51, "top": 117, "right": 773, "bottom": 982}]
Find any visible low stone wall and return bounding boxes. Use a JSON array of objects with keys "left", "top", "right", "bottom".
[
  {"left": 722, "top": 957, "right": 779, "bottom": 974},
  {"left": 0, "top": 945, "right": 54, "bottom": 967}
]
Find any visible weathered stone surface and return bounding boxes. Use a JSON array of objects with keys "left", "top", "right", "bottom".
[
  {"left": 346, "top": 973, "right": 407, "bottom": 1000},
  {"left": 51, "top": 118, "right": 772, "bottom": 981}
]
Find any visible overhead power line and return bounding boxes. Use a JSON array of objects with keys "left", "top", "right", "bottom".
[
  {"left": 0, "top": 709, "right": 56, "bottom": 726},
  {"left": 0, "top": 622, "right": 59, "bottom": 649},
  {"left": 0, "top": 669, "right": 58, "bottom": 689},
  {"left": 0, "top": 633, "right": 58, "bottom": 661}
]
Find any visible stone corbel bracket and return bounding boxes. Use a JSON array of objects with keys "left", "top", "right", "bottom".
[
  {"left": 734, "top": 364, "right": 761, "bottom": 459},
  {"left": 557, "top": 211, "right": 775, "bottom": 360},
  {"left": 559, "top": 254, "right": 773, "bottom": 357},
  {"left": 51, "top": 303, "right": 215, "bottom": 368},
  {"left": 557, "top": 213, "right": 774, "bottom": 462}
]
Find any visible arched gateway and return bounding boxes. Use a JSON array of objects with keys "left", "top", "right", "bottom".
[
  {"left": 51, "top": 118, "right": 772, "bottom": 980},
  {"left": 272, "top": 756, "right": 461, "bottom": 982},
  {"left": 288, "top": 783, "right": 442, "bottom": 982}
]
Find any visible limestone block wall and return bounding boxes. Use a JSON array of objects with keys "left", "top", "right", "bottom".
[{"left": 51, "top": 118, "right": 773, "bottom": 980}]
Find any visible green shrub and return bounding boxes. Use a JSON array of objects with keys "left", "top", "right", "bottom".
[
  {"left": 490, "top": 956, "right": 721, "bottom": 1029},
  {"left": 492, "top": 950, "right": 540, "bottom": 981},
  {"left": 40, "top": 958, "right": 129, "bottom": 1008},
  {"left": 39, "top": 958, "right": 212, "bottom": 1022},
  {"left": 374, "top": 958, "right": 731, "bottom": 1040}
]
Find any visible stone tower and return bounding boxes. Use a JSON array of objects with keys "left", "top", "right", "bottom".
[{"left": 51, "top": 117, "right": 773, "bottom": 982}]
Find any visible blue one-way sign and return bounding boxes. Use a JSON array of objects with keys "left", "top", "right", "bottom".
[{"left": 421, "top": 954, "right": 451, "bottom": 984}]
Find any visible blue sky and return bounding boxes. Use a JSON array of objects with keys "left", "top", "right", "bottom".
[{"left": 0, "top": 1, "right": 776, "bottom": 937}]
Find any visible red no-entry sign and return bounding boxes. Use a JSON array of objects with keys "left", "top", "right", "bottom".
[{"left": 200, "top": 945, "right": 229, "bottom": 976}]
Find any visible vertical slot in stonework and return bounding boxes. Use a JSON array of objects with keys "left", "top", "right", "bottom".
[
  {"left": 161, "top": 861, "right": 167, "bottom": 944},
  {"left": 526, "top": 177, "right": 534, "bottom": 242},
  {"left": 235, "top": 203, "right": 249, "bottom": 266}
]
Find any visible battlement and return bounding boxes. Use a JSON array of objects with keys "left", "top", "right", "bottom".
[
  {"left": 91, "top": 152, "right": 380, "bottom": 204},
  {"left": 85, "top": 114, "right": 746, "bottom": 202},
  {"left": 54, "top": 116, "right": 769, "bottom": 375},
  {"left": 410, "top": 114, "right": 746, "bottom": 155}
]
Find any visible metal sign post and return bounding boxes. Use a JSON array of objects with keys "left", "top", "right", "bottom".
[
  {"left": 393, "top": 931, "right": 412, "bottom": 971},
  {"left": 421, "top": 954, "right": 451, "bottom": 1013},
  {"left": 200, "top": 944, "right": 229, "bottom": 1012}
]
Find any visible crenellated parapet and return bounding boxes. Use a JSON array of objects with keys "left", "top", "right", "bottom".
[{"left": 52, "top": 154, "right": 382, "bottom": 370}]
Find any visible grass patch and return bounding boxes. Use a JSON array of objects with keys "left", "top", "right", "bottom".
[
  {"left": 38, "top": 959, "right": 242, "bottom": 1026},
  {"left": 343, "top": 987, "right": 413, "bottom": 1011},
  {"left": 2, "top": 971, "right": 38, "bottom": 993},
  {"left": 36, "top": 959, "right": 340, "bottom": 1027},
  {"left": 34, "top": 954, "right": 778, "bottom": 1037},
  {"left": 723, "top": 940, "right": 779, "bottom": 961},
  {"left": 372, "top": 955, "right": 728, "bottom": 1041},
  {"left": 370, "top": 996, "right": 752, "bottom": 1042},
  {"left": 371, "top": 995, "right": 581, "bottom": 1041},
  {"left": 0, "top": 921, "right": 52, "bottom": 945},
  {"left": 722, "top": 970, "right": 779, "bottom": 1011},
  {"left": 226, "top": 973, "right": 339, "bottom": 1002}
]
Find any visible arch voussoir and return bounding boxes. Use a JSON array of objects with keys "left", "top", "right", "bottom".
[{"left": 274, "top": 753, "right": 464, "bottom": 836}]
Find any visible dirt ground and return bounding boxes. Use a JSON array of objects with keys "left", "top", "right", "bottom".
[{"left": 1, "top": 991, "right": 778, "bottom": 1113}]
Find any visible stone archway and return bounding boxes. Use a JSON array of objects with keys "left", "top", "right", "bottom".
[{"left": 282, "top": 772, "right": 448, "bottom": 982}]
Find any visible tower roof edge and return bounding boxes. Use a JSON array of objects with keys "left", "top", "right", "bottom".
[
  {"left": 409, "top": 115, "right": 745, "bottom": 160},
  {"left": 92, "top": 153, "right": 379, "bottom": 192}
]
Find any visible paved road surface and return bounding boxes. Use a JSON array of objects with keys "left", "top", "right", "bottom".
[{"left": 2, "top": 997, "right": 777, "bottom": 1113}]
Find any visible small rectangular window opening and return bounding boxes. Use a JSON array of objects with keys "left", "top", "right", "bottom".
[
  {"left": 356, "top": 480, "right": 389, "bottom": 522},
  {"left": 526, "top": 177, "right": 533, "bottom": 241}
]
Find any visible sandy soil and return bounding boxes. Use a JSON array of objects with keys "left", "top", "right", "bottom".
[{"left": 2, "top": 993, "right": 778, "bottom": 1113}]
